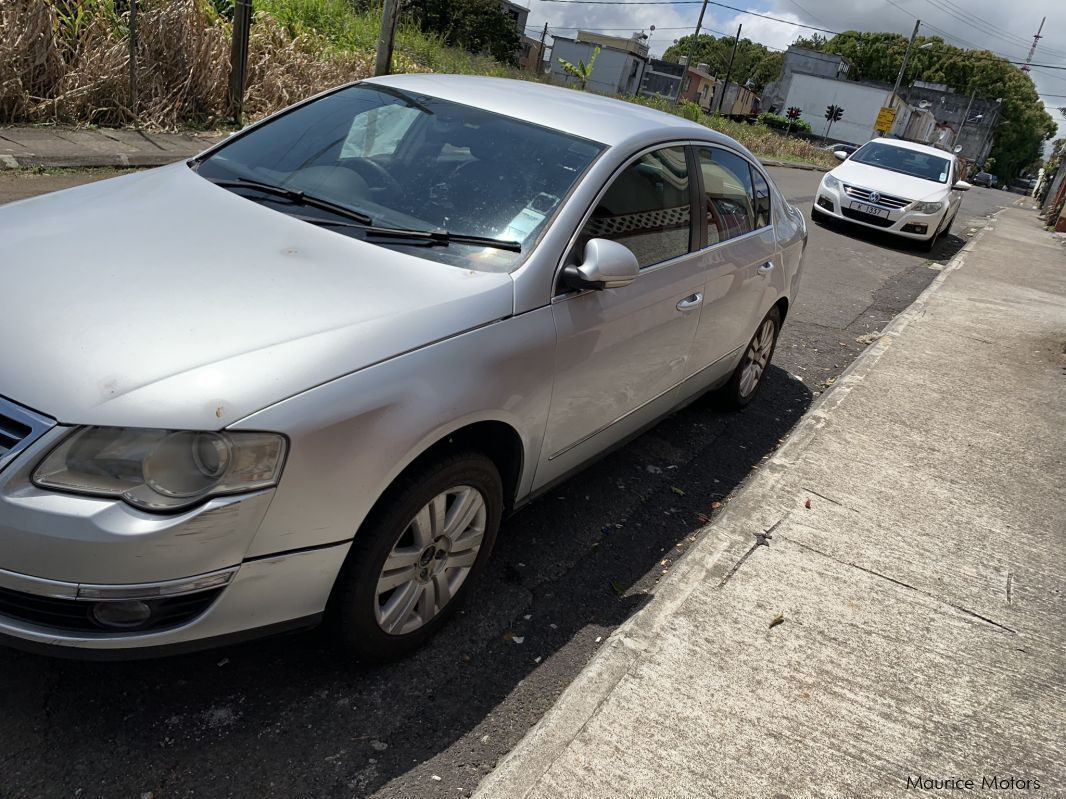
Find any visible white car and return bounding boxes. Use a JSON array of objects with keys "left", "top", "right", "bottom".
[{"left": 811, "top": 138, "right": 969, "bottom": 250}]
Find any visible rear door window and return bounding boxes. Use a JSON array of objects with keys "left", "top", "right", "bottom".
[
  {"left": 749, "top": 165, "right": 771, "bottom": 229},
  {"left": 696, "top": 147, "right": 755, "bottom": 245}
]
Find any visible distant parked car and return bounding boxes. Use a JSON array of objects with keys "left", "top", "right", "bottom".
[
  {"left": 971, "top": 172, "right": 997, "bottom": 188},
  {"left": 820, "top": 143, "right": 858, "bottom": 157},
  {"left": 0, "top": 75, "right": 808, "bottom": 660},
  {"left": 812, "top": 138, "right": 970, "bottom": 251}
]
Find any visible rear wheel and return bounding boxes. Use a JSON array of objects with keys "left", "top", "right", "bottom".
[
  {"left": 329, "top": 452, "right": 503, "bottom": 661},
  {"left": 717, "top": 306, "right": 781, "bottom": 409}
]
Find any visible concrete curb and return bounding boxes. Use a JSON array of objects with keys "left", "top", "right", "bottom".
[
  {"left": 472, "top": 220, "right": 994, "bottom": 799},
  {"left": 760, "top": 158, "right": 830, "bottom": 172},
  {"left": 0, "top": 153, "right": 193, "bottom": 170}
]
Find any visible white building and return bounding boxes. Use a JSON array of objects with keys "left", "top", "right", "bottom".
[{"left": 548, "top": 34, "right": 648, "bottom": 96}]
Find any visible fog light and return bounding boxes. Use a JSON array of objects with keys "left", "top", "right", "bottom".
[
  {"left": 902, "top": 223, "right": 928, "bottom": 234},
  {"left": 816, "top": 195, "right": 834, "bottom": 211},
  {"left": 91, "top": 600, "right": 152, "bottom": 629}
]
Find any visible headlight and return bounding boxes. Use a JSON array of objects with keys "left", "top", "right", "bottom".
[
  {"left": 33, "top": 427, "right": 286, "bottom": 512},
  {"left": 824, "top": 174, "right": 841, "bottom": 189},
  {"left": 915, "top": 201, "right": 944, "bottom": 214}
]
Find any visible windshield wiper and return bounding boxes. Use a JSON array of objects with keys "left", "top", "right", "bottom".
[
  {"left": 361, "top": 226, "right": 522, "bottom": 252},
  {"left": 209, "top": 178, "right": 373, "bottom": 225},
  {"left": 288, "top": 215, "right": 522, "bottom": 252}
]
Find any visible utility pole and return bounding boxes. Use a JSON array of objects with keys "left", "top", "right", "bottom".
[
  {"left": 674, "top": 0, "right": 709, "bottom": 106},
  {"left": 952, "top": 88, "right": 977, "bottom": 153},
  {"left": 375, "top": 0, "right": 402, "bottom": 77},
  {"left": 538, "top": 22, "right": 548, "bottom": 73},
  {"left": 227, "top": 0, "right": 252, "bottom": 125},
  {"left": 891, "top": 18, "right": 920, "bottom": 102},
  {"left": 128, "top": 0, "right": 138, "bottom": 123},
  {"left": 714, "top": 23, "right": 741, "bottom": 115}
]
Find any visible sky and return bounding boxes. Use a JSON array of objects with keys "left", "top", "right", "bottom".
[{"left": 521, "top": 0, "right": 1066, "bottom": 145}]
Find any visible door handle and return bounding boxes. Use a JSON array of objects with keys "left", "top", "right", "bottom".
[
  {"left": 676, "top": 293, "right": 703, "bottom": 312},
  {"left": 757, "top": 261, "right": 775, "bottom": 275}
]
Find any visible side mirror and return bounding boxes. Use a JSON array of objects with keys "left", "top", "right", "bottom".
[
  {"left": 833, "top": 150, "right": 848, "bottom": 161},
  {"left": 953, "top": 180, "right": 971, "bottom": 191},
  {"left": 562, "top": 239, "right": 639, "bottom": 291}
]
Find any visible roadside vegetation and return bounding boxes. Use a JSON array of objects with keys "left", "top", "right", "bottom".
[{"left": 1, "top": 0, "right": 831, "bottom": 168}]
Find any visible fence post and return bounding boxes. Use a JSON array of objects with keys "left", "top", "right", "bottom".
[
  {"left": 128, "top": 0, "right": 138, "bottom": 124},
  {"left": 374, "top": 0, "right": 402, "bottom": 77},
  {"left": 228, "top": 0, "right": 253, "bottom": 125}
]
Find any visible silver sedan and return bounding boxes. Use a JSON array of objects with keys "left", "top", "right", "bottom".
[{"left": 0, "top": 75, "right": 806, "bottom": 659}]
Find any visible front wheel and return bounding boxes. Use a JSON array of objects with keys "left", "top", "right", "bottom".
[
  {"left": 329, "top": 452, "right": 503, "bottom": 661},
  {"left": 717, "top": 306, "right": 781, "bottom": 409}
]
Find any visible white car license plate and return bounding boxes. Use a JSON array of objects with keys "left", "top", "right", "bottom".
[{"left": 850, "top": 201, "right": 889, "bottom": 218}]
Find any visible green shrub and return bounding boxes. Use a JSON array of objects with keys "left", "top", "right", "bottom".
[
  {"left": 758, "top": 111, "right": 811, "bottom": 133},
  {"left": 678, "top": 99, "right": 701, "bottom": 122}
]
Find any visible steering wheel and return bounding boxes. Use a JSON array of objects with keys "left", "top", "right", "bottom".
[{"left": 344, "top": 158, "right": 402, "bottom": 193}]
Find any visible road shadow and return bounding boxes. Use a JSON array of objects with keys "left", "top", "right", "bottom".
[{"left": 0, "top": 366, "right": 813, "bottom": 799}]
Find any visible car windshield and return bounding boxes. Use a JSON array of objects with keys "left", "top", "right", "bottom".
[
  {"left": 849, "top": 141, "right": 950, "bottom": 184},
  {"left": 194, "top": 84, "right": 605, "bottom": 272}
]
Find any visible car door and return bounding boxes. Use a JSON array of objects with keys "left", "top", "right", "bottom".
[
  {"left": 681, "top": 145, "right": 780, "bottom": 397},
  {"left": 534, "top": 145, "right": 706, "bottom": 488}
]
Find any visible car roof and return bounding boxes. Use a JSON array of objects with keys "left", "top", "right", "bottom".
[
  {"left": 365, "top": 74, "right": 735, "bottom": 151},
  {"left": 863, "top": 137, "right": 955, "bottom": 160}
]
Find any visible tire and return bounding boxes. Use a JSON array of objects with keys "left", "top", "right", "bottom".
[
  {"left": 942, "top": 212, "right": 956, "bottom": 237},
  {"left": 717, "top": 306, "right": 781, "bottom": 409},
  {"left": 329, "top": 452, "right": 503, "bottom": 661}
]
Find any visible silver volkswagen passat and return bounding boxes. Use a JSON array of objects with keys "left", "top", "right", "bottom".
[{"left": 0, "top": 75, "right": 806, "bottom": 659}]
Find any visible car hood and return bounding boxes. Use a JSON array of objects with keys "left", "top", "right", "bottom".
[
  {"left": 0, "top": 164, "right": 514, "bottom": 429},
  {"left": 828, "top": 160, "right": 950, "bottom": 203}
]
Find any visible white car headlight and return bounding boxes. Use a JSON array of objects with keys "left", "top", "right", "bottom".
[
  {"left": 33, "top": 427, "right": 286, "bottom": 512},
  {"left": 824, "top": 174, "right": 841, "bottom": 190},
  {"left": 915, "top": 201, "right": 944, "bottom": 214}
]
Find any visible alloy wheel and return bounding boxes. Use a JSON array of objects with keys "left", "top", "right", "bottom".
[
  {"left": 374, "top": 485, "right": 486, "bottom": 635},
  {"left": 739, "top": 317, "right": 776, "bottom": 398}
]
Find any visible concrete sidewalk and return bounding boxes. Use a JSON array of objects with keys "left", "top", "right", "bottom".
[
  {"left": 0, "top": 126, "right": 224, "bottom": 169},
  {"left": 474, "top": 206, "right": 1066, "bottom": 799}
]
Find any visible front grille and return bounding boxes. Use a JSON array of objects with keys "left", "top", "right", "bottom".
[
  {"left": 841, "top": 207, "right": 895, "bottom": 228},
  {"left": 843, "top": 184, "right": 910, "bottom": 209},
  {"left": 0, "top": 396, "right": 54, "bottom": 474},
  {"left": 0, "top": 585, "right": 224, "bottom": 633}
]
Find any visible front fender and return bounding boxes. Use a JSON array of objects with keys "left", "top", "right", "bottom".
[{"left": 231, "top": 307, "right": 557, "bottom": 559}]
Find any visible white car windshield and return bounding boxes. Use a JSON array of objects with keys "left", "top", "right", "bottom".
[
  {"left": 849, "top": 142, "right": 950, "bottom": 184},
  {"left": 194, "top": 84, "right": 604, "bottom": 272}
]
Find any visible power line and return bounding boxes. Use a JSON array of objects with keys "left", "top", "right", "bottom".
[
  {"left": 532, "top": 0, "right": 1066, "bottom": 71},
  {"left": 922, "top": 0, "right": 1066, "bottom": 58},
  {"left": 535, "top": 0, "right": 840, "bottom": 35}
]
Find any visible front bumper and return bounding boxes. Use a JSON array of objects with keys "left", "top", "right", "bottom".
[
  {"left": 0, "top": 546, "right": 343, "bottom": 658},
  {"left": 0, "top": 409, "right": 347, "bottom": 657},
  {"left": 813, "top": 181, "right": 945, "bottom": 240}
]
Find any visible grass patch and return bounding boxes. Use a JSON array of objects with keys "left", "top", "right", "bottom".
[
  {"left": 626, "top": 95, "right": 837, "bottom": 169},
  {"left": 3, "top": 0, "right": 831, "bottom": 168}
]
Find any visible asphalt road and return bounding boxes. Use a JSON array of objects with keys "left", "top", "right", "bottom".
[{"left": 0, "top": 167, "right": 1011, "bottom": 799}]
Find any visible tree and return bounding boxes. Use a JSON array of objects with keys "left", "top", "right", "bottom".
[
  {"left": 812, "top": 31, "right": 1057, "bottom": 181},
  {"left": 662, "top": 34, "right": 781, "bottom": 94},
  {"left": 558, "top": 47, "right": 599, "bottom": 90},
  {"left": 409, "top": 0, "right": 520, "bottom": 65}
]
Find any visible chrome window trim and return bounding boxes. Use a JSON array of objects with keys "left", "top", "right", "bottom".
[{"left": 0, "top": 396, "right": 56, "bottom": 475}]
